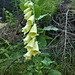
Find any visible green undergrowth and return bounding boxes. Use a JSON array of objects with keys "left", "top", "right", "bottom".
[
  {"left": 0, "top": 38, "right": 25, "bottom": 74},
  {"left": 0, "top": 38, "right": 61, "bottom": 75}
]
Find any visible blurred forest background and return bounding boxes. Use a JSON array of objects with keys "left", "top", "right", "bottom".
[{"left": 0, "top": 0, "right": 75, "bottom": 75}]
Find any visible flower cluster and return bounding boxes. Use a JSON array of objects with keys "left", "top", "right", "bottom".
[{"left": 22, "top": 1, "right": 40, "bottom": 60}]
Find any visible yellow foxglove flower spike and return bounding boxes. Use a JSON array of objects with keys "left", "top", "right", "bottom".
[
  {"left": 22, "top": 23, "right": 31, "bottom": 35},
  {"left": 32, "top": 41, "right": 41, "bottom": 56},
  {"left": 23, "top": 34, "right": 31, "bottom": 45},
  {"left": 24, "top": 8, "right": 31, "bottom": 14},
  {"left": 27, "top": 15, "right": 34, "bottom": 25},
  {"left": 24, "top": 11, "right": 32, "bottom": 20},
  {"left": 23, "top": 51, "right": 32, "bottom": 60},
  {"left": 29, "top": 23, "right": 37, "bottom": 38},
  {"left": 23, "top": 1, "right": 41, "bottom": 60},
  {"left": 25, "top": 37, "right": 35, "bottom": 50}
]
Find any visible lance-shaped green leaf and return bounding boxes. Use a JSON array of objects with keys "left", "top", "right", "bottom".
[
  {"left": 37, "top": 14, "right": 48, "bottom": 20},
  {"left": 42, "top": 57, "right": 54, "bottom": 66},
  {"left": 43, "top": 26, "right": 58, "bottom": 31},
  {"left": 34, "top": 5, "right": 41, "bottom": 18}
]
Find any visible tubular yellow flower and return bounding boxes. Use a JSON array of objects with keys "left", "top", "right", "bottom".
[
  {"left": 29, "top": 24, "right": 37, "bottom": 38},
  {"left": 23, "top": 51, "right": 32, "bottom": 60},
  {"left": 24, "top": 11, "right": 32, "bottom": 20},
  {"left": 25, "top": 37, "right": 35, "bottom": 50},
  {"left": 24, "top": 8, "right": 31, "bottom": 14},
  {"left": 23, "top": 34, "right": 31, "bottom": 45},
  {"left": 24, "top": 1, "right": 30, "bottom": 7},
  {"left": 27, "top": 15, "right": 34, "bottom": 25},
  {"left": 27, "top": 2, "right": 33, "bottom": 7},
  {"left": 32, "top": 41, "right": 41, "bottom": 56},
  {"left": 22, "top": 23, "right": 31, "bottom": 35}
]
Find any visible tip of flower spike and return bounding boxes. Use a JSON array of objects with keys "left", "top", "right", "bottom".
[
  {"left": 24, "top": 1, "right": 30, "bottom": 7},
  {"left": 24, "top": 1, "right": 33, "bottom": 8},
  {"left": 27, "top": 2, "right": 33, "bottom": 7}
]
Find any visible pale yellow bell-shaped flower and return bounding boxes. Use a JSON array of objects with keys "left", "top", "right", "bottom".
[
  {"left": 27, "top": 15, "right": 34, "bottom": 25},
  {"left": 24, "top": 11, "right": 32, "bottom": 20},
  {"left": 32, "top": 41, "right": 41, "bottom": 56},
  {"left": 24, "top": 1, "right": 30, "bottom": 7},
  {"left": 22, "top": 23, "right": 31, "bottom": 35},
  {"left": 29, "top": 24, "right": 37, "bottom": 38},
  {"left": 23, "top": 34, "right": 31, "bottom": 45},
  {"left": 23, "top": 51, "right": 32, "bottom": 60},
  {"left": 24, "top": 8, "right": 31, "bottom": 14},
  {"left": 25, "top": 37, "right": 35, "bottom": 50},
  {"left": 27, "top": 2, "right": 33, "bottom": 7}
]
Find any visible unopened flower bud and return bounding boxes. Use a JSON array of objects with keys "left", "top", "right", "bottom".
[
  {"left": 27, "top": 2, "right": 33, "bottom": 7},
  {"left": 24, "top": 11, "right": 32, "bottom": 20},
  {"left": 24, "top": 1, "right": 30, "bottom": 7},
  {"left": 24, "top": 8, "right": 31, "bottom": 14}
]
